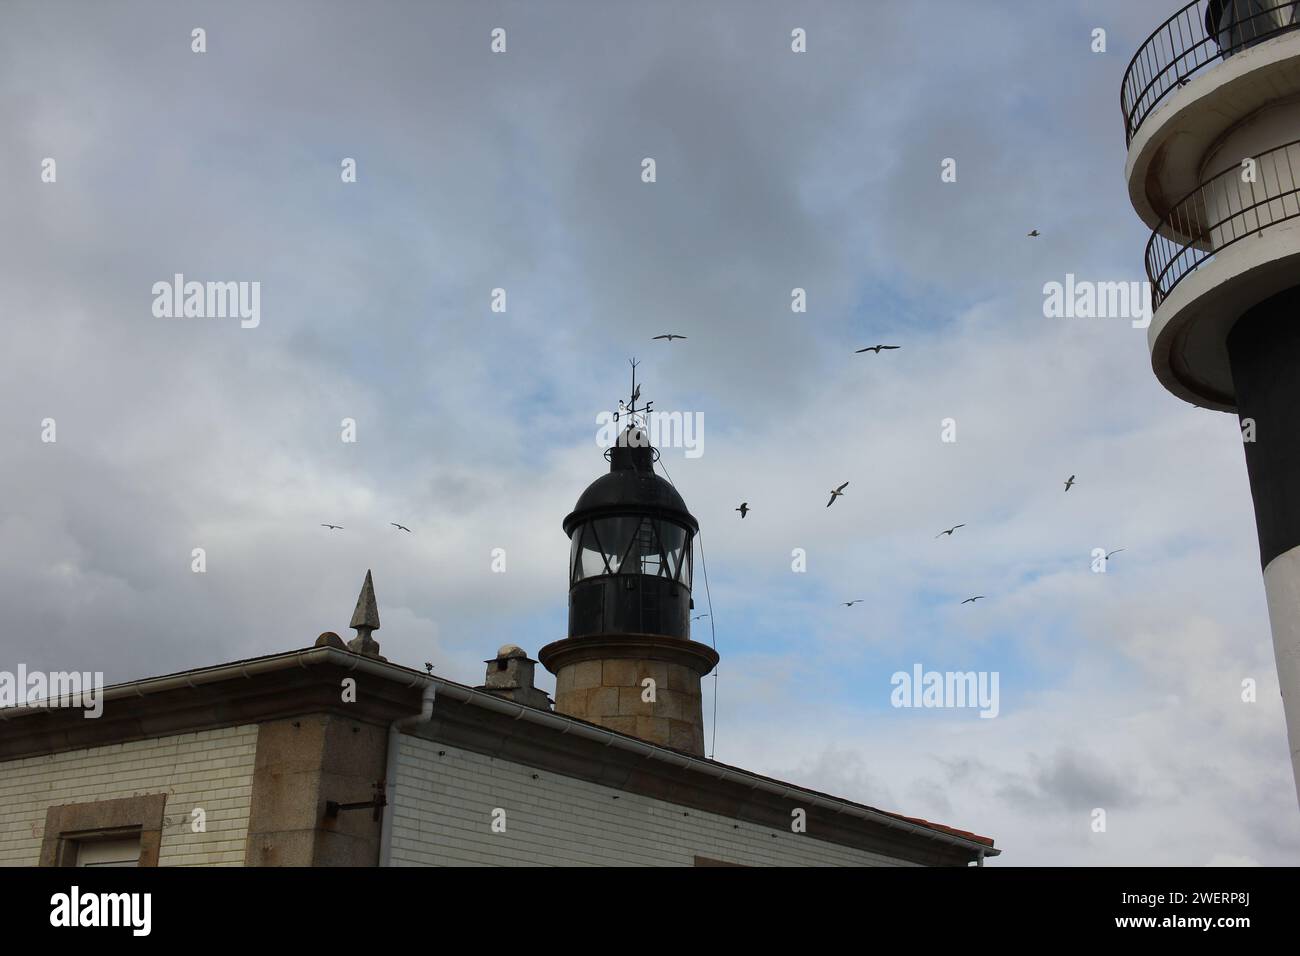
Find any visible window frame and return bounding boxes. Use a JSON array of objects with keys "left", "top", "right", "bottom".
[
  {"left": 70, "top": 829, "right": 146, "bottom": 867},
  {"left": 40, "top": 793, "right": 167, "bottom": 867}
]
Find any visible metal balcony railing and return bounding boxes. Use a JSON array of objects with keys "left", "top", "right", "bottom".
[
  {"left": 1146, "top": 138, "right": 1300, "bottom": 305},
  {"left": 1121, "top": 0, "right": 1300, "bottom": 146}
]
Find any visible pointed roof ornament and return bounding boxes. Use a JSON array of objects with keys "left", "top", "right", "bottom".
[
  {"left": 347, "top": 569, "right": 384, "bottom": 660},
  {"left": 350, "top": 569, "right": 381, "bottom": 630}
]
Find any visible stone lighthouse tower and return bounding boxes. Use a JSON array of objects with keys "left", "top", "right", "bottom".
[
  {"left": 539, "top": 372, "right": 718, "bottom": 755},
  {"left": 1121, "top": 1, "right": 1300, "bottom": 804}
]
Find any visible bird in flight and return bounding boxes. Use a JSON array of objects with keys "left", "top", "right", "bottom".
[
  {"left": 961, "top": 596, "right": 985, "bottom": 604},
  {"left": 856, "top": 345, "right": 900, "bottom": 354},
  {"left": 842, "top": 599, "right": 864, "bottom": 607},
  {"left": 1027, "top": 229, "right": 1041, "bottom": 238},
  {"left": 321, "top": 524, "right": 343, "bottom": 531},
  {"left": 826, "top": 482, "right": 849, "bottom": 508},
  {"left": 1064, "top": 475, "right": 1076, "bottom": 492},
  {"left": 936, "top": 524, "right": 966, "bottom": 538},
  {"left": 1104, "top": 549, "right": 1125, "bottom": 560},
  {"left": 736, "top": 502, "right": 749, "bottom": 519},
  {"left": 692, "top": 613, "right": 710, "bottom": 621},
  {"left": 391, "top": 523, "right": 412, "bottom": 533},
  {"left": 653, "top": 334, "right": 687, "bottom": 342}
]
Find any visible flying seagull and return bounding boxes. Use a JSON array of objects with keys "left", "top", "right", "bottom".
[
  {"left": 391, "top": 523, "right": 412, "bottom": 533},
  {"left": 842, "top": 599, "right": 864, "bottom": 607},
  {"left": 1027, "top": 229, "right": 1041, "bottom": 238},
  {"left": 826, "top": 482, "right": 849, "bottom": 508},
  {"left": 692, "top": 614, "right": 710, "bottom": 621},
  {"left": 1064, "top": 475, "right": 1076, "bottom": 492},
  {"left": 653, "top": 334, "right": 687, "bottom": 342},
  {"left": 856, "top": 345, "right": 900, "bottom": 354},
  {"left": 961, "top": 595, "right": 985, "bottom": 604},
  {"left": 936, "top": 524, "right": 966, "bottom": 538},
  {"left": 320, "top": 524, "right": 343, "bottom": 531},
  {"left": 1104, "top": 549, "right": 1125, "bottom": 560},
  {"left": 736, "top": 502, "right": 749, "bottom": 518}
]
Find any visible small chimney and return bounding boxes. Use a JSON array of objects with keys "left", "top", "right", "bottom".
[{"left": 478, "top": 645, "right": 551, "bottom": 711}]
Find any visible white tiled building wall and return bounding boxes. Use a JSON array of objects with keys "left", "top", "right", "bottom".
[
  {"left": 389, "top": 735, "right": 915, "bottom": 867},
  {"left": 0, "top": 725, "right": 259, "bottom": 866}
]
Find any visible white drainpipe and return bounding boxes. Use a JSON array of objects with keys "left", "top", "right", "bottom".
[{"left": 378, "top": 682, "right": 436, "bottom": 867}]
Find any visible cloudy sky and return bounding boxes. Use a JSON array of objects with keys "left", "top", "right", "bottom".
[{"left": 3, "top": 0, "right": 1297, "bottom": 865}]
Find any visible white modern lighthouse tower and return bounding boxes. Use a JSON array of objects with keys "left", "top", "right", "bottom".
[{"left": 1122, "top": 0, "right": 1300, "bottom": 806}]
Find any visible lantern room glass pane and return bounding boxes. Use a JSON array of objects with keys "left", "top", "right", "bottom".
[
  {"left": 630, "top": 519, "right": 663, "bottom": 576},
  {"left": 658, "top": 521, "right": 687, "bottom": 583},
  {"left": 592, "top": 516, "right": 641, "bottom": 574},
  {"left": 676, "top": 534, "right": 692, "bottom": 588},
  {"left": 575, "top": 524, "right": 610, "bottom": 581}
]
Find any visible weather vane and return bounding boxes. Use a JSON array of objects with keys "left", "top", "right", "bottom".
[{"left": 614, "top": 358, "right": 653, "bottom": 428}]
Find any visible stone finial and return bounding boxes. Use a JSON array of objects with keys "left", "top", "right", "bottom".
[
  {"left": 347, "top": 569, "right": 384, "bottom": 660},
  {"left": 350, "top": 570, "right": 381, "bottom": 631}
]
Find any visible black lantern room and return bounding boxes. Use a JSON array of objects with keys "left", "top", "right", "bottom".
[
  {"left": 1205, "top": 0, "right": 1300, "bottom": 55},
  {"left": 563, "top": 422, "right": 697, "bottom": 641}
]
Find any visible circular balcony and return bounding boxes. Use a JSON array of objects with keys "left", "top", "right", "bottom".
[
  {"left": 1122, "top": 1, "right": 1300, "bottom": 147},
  {"left": 1146, "top": 138, "right": 1300, "bottom": 306},
  {"left": 1144, "top": 138, "right": 1300, "bottom": 411}
]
